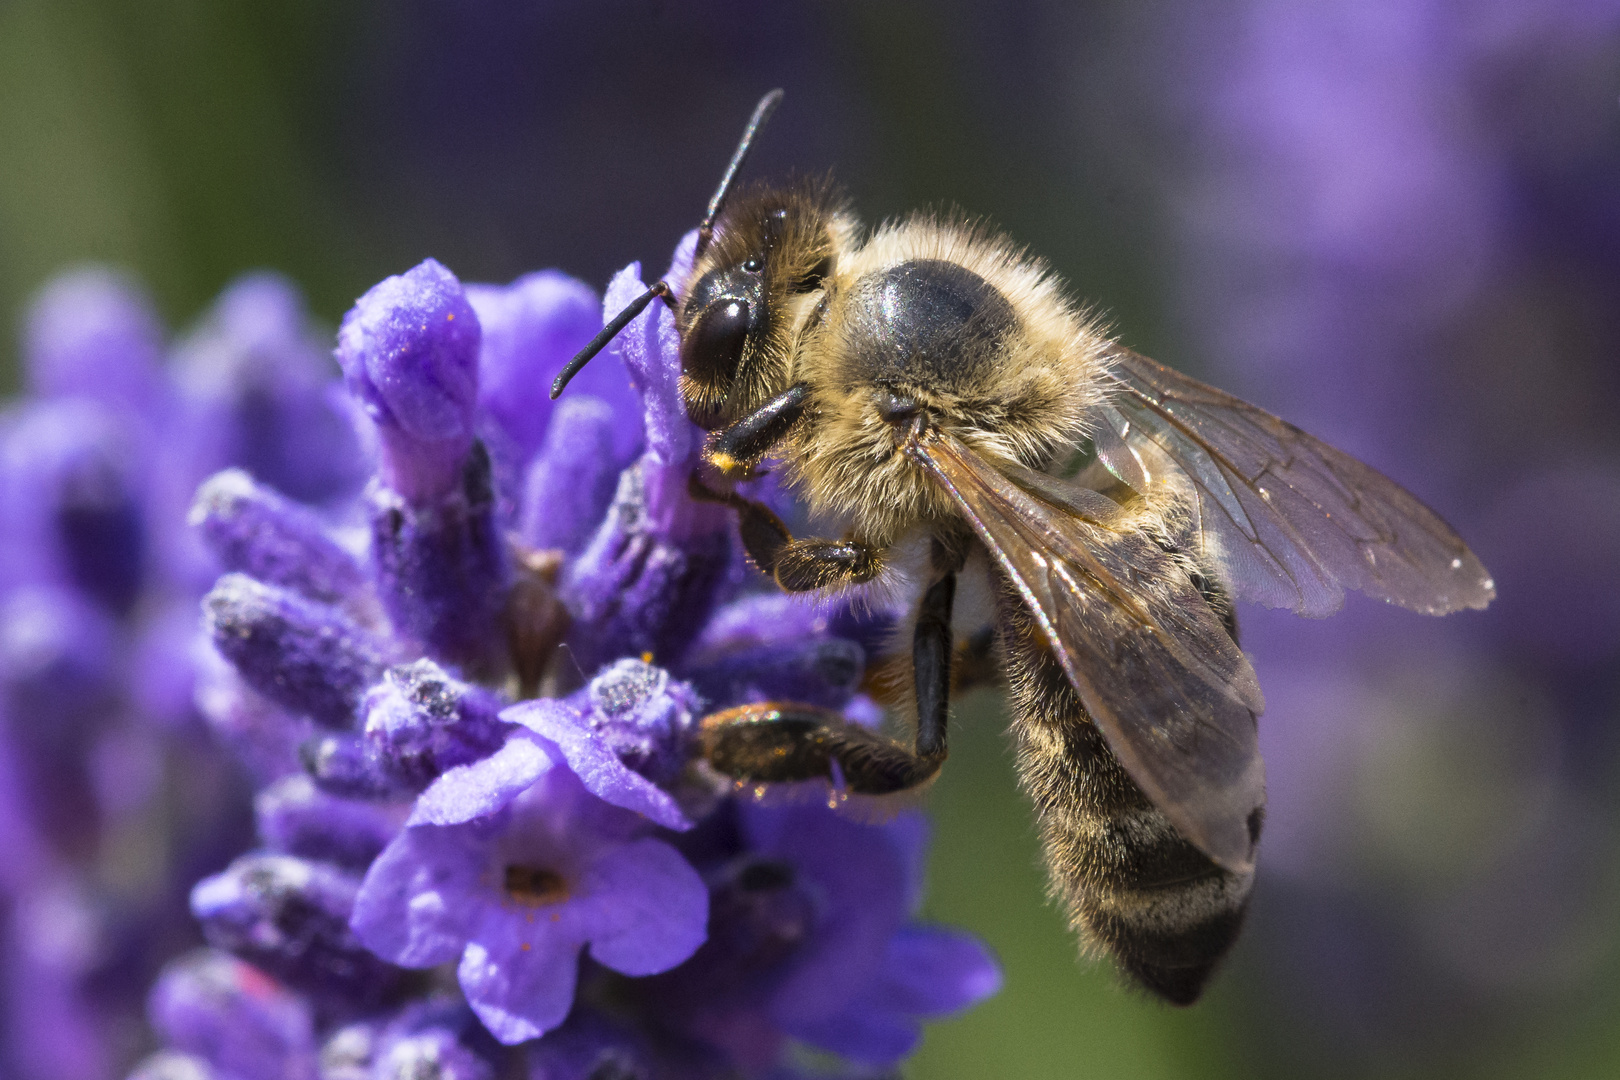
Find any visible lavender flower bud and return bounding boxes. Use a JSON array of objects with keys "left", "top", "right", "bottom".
[
  {"left": 204, "top": 573, "right": 388, "bottom": 728},
  {"left": 561, "top": 460, "right": 733, "bottom": 674},
  {"left": 175, "top": 273, "right": 366, "bottom": 505},
  {"left": 361, "top": 659, "right": 507, "bottom": 789},
  {"left": 191, "top": 470, "right": 366, "bottom": 606},
  {"left": 337, "top": 259, "right": 480, "bottom": 503},
  {"left": 299, "top": 733, "right": 403, "bottom": 801},
  {"left": 366, "top": 443, "right": 509, "bottom": 672},
  {"left": 148, "top": 949, "right": 318, "bottom": 1080},
  {"left": 583, "top": 658, "right": 701, "bottom": 786},
  {"left": 518, "top": 396, "right": 622, "bottom": 555},
  {"left": 255, "top": 775, "right": 403, "bottom": 871},
  {"left": 24, "top": 265, "right": 165, "bottom": 411},
  {"left": 686, "top": 636, "right": 864, "bottom": 712},
  {"left": 1, "top": 586, "right": 119, "bottom": 854},
  {"left": 2, "top": 399, "right": 147, "bottom": 614},
  {"left": 468, "top": 269, "right": 637, "bottom": 465},
  {"left": 191, "top": 853, "right": 407, "bottom": 1008}
]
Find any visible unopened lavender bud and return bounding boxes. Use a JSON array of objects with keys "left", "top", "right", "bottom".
[
  {"left": 519, "top": 395, "right": 622, "bottom": 555},
  {"left": 687, "top": 636, "right": 864, "bottom": 712},
  {"left": 561, "top": 461, "right": 732, "bottom": 674},
  {"left": 337, "top": 259, "right": 480, "bottom": 503},
  {"left": 191, "top": 853, "right": 406, "bottom": 1008},
  {"left": 299, "top": 733, "right": 403, "bottom": 801},
  {"left": 204, "top": 573, "right": 388, "bottom": 728},
  {"left": 175, "top": 272, "right": 366, "bottom": 504},
  {"left": 255, "top": 775, "right": 403, "bottom": 871},
  {"left": 191, "top": 470, "right": 366, "bottom": 606},
  {"left": 468, "top": 269, "right": 634, "bottom": 464},
  {"left": 24, "top": 265, "right": 165, "bottom": 411},
  {"left": 147, "top": 949, "right": 318, "bottom": 1080},
  {"left": 361, "top": 659, "right": 507, "bottom": 789},
  {"left": 3, "top": 399, "right": 147, "bottom": 614},
  {"left": 367, "top": 442, "right": 509, "bottom": 672}
]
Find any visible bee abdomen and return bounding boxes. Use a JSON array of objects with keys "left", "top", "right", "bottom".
[{"left": 1005, "top": 626, "right": 1258, "bottom": 1006}]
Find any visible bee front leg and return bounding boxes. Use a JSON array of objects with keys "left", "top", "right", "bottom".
[{"left": 687, "top": 473, "right": 885, "bottom": 592}]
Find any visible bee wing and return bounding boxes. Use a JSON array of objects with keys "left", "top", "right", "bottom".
[
  {"left": 1095, "top": 347, "right": 1495, "bottom": 617},
  {"left": 909, "top": 431, "right": 1265, "bottom": 873}
]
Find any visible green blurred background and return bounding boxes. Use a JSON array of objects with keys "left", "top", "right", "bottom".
[{"left": 6, "top": 2, "right": 1620, "bottom": 1078}]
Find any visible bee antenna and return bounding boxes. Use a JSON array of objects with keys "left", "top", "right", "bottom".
[
  {"left": 697, "top": 88, "right": 784, "bottom": 258},
  {"left": 550, "top": 280, "right": 670, "bottom": 399},
  {"left": 550, "top": 89, "right": 785, "bottom": 401}
]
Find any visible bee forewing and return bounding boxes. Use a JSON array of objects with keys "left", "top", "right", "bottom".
[
  {"left": 1099, "top": 348, "right": 1495, "bottom": 617},
  {"left": 911, "top": 432, "right": 1266, "bottom": 873}
]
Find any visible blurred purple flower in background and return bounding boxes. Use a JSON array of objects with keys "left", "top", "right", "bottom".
[
  {"left": 0, "top": 235, "right": 996, "bottom": 1078},
  {"left": 1153, "top": 0, "right": 1620, "bottom": 1068}
]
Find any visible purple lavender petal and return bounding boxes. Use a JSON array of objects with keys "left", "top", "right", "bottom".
[
  {"left": 204, "top": 573, "right": 389, "bottom": 729},
  {"left": 576, "top": 836, "right": 708, "bottom": 976},
  {"left": 366, "top": 443, "right": 510, "bottom": 672},
  {"left": 407, "top": 733, "right": 553, "bottom": 827},
  {"left": 362, "top": 659, "right": 509, "bottom": 790},
  {"left": 518, "top": 396, "right": 623, "bottom": 555},
  {"left": 874, "top": 925, "right": 1002, "bottom": 1016},
  {"left": 148, "top": 949, "right": 318, "bottom": 1080},
  {"left": 457, "top": 908, "right": 584, "bottom": 1045},
  {"left": 503, "top": 699, "right": 691, "bottom": 831},
  {"left": 788, "top": 926, "right": 1001, "bottom": 1066},
  {"left": 255, "top": 776, "right": 404, "bottom": 871},
  {"left": 190, "top": 470, "right": 366, "bottom": 607},
  {"left": 336, "top": 260, "right": 481, "bottom": 503},
  {"left": 743, "top": 806, "right": 910, "bottom": 1030},
  {"left": 23, "top": 265, "right": 166, "bottom": 412},
  {"left": 191, "top": 853, "right": 407, "bottom": 1008},
  {"left": 350, "top": 822, "right": 488, "bottom": 968},
  {"left": 468, "top": 269, "right": 638, "bottom": 465},
  {"left": 603, "top": 263, "right": 689, "bottom": 471}
]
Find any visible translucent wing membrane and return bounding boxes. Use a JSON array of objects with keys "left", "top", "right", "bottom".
[
  {"left": 1098, "top": 348, "right": 1495, "bottom": 617},
  {"left": 909, "top": 432, "right": 1265, "bottom": 873}
]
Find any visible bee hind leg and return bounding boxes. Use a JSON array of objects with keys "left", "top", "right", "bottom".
[
  {"left": 699, "top": 703, "right": 943, "bottom": 794},
  {"left": 699, "top": 568, "right": 958, "bottom": 794}
]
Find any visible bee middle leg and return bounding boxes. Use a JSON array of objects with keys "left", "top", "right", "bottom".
[{"left": 699, "top": 568, "right": 958, "bottom": 794}]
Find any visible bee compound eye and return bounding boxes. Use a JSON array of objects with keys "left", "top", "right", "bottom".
[{"left": 681, "top": 297, "right": 752, "bottom": 388}]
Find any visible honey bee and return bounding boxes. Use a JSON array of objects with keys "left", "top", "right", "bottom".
[{"left": 553, "top": 91, "right": 1495, "bottom": 1004}]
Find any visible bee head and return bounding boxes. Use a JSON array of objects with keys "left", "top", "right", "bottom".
[{"left": 677, "top": 180, "right": 850, "bottom": 430}]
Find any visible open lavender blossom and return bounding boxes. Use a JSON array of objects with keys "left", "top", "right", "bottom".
[{"left": 95, "top": 247, "right": 1000, "bottom": 1078}]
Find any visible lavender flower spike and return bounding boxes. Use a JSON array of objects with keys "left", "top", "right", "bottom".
[{"left": 336, "top": 260, "right": 480, "bottom": 503}]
